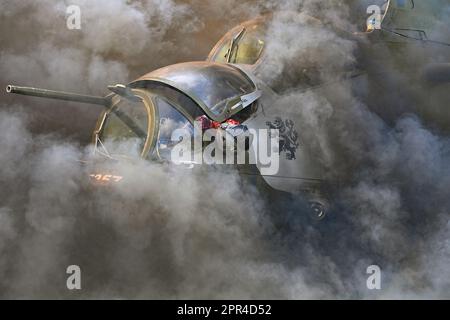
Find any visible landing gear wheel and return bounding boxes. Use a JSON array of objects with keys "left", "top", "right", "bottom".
[{"left": 308, "top": 200, "right": 328, "bottom": 221}]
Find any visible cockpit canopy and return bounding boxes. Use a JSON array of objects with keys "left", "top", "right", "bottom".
[
  {"left": 95, "top": 61, "right": 260, "bottom": 162},
  {"left": 94, "top": 89, "right": 195, "bottom": 162},
  {"left": 208, "top": 16, "right": 267, "bottom": 66},
  {"left": 131, "top": 61, "right": 259, "bottom": 123}
]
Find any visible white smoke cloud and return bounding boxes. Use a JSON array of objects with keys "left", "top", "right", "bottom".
[{"left": 0, "top": 0, "right": 449, "bottom": 299}]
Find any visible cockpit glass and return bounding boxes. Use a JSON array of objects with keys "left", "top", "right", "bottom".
[
  {"left": 99, "top": 98, "right": 148, "bottom": 158},
  {"left": 155, "top": 98, "right": 194, "bottom": 161},
  {"left": 144, "top": 62, "right": 257, "bottom": 120},
  {"left": 160, "top": 64, "right": 254, "bottom": 116},
  {"left": 212, "top": 23, "right": 266, "bottom": 65},
  {"left": 204, "top": 68, "right": 254, "bottom": 115}
]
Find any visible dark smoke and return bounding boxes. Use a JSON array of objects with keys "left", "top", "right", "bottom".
[{"left": 0, "top": 0, "right": 449, "bottom": 299}]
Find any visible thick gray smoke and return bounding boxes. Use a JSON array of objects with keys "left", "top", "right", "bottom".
[{"left": 0, "top": 0, "right": 449, "bottom": 299}]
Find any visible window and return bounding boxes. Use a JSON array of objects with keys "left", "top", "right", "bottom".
[
  {"left": 146, "top": 62, "right": 256, "bottom": 119},
  {"left": 210, "top": 22, "right": 266, "bottom": 65},
  {"left": 154, "top": 98, "right": 194, "bottom": 161},
  {"left": 98, "top": 98, "right": 149, "bottom": 158}
]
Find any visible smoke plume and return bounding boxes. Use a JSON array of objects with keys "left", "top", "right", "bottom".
[{"left": 0, "top": 0, "right": 449, "bottom": 299}]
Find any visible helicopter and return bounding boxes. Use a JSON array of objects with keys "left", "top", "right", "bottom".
[{"left": 6, "top": 0, "right": 450, "bottom": 220}]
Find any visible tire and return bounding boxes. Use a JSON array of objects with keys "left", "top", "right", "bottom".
[{"left": 308, "top": 199, "right": 329, "bottom": 221}]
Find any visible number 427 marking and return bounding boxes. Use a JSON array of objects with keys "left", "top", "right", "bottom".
[{"left": 90, "top": 174, "right": 124, "bottom": 183}]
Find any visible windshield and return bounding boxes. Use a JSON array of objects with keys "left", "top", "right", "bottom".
[
  {"left": 211, "top": 22, "right": 266, "bottom": 65},
  {"left": 98, "top": 98, "right": 149, "bottom": 158},
  {"left": 155, "top": 98, "right": 194, "bottom": 161},
  {"left": 145, "top": 62, "right": 255, "bottom": 117}
]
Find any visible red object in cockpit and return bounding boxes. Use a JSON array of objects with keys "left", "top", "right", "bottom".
[{"left": 195, "top": 115, "right": 240, "bottom": 131}]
